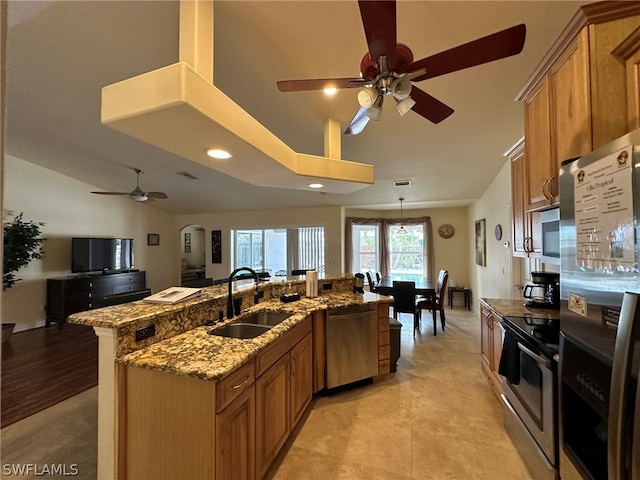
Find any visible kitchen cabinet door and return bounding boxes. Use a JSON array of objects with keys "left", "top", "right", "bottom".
[
  {"left": 480, "top": 303, "right": 503, "bottom": 399},
  {"left": 549, "top": 29, "right": 591, "bottom": 169},
  {"left": 255, "top": 353, "right": 290, "bottom": 479},
  {"left": 290, "top": 333, "right": 313, "bottom": 428},
  {"left": 524, "top": 77, "right": 554, "bottom": 211},
  {"left": 216, "top": 385, "right": 256, "bottom": 480}
]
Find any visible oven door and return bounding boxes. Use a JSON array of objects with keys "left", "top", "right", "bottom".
[{"left": 502, "top": 330, "right": 557, "bottom": 464}]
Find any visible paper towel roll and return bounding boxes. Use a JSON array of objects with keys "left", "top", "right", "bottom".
[{"left": 306, "top": 270, "right": 318, "bottom": 298}]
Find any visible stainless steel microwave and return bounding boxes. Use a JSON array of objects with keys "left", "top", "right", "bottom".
[{"left": 541, "top": 208, "right": 560, "bottom": 265}]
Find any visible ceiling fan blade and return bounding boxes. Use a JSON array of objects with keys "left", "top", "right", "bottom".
[
  {"left": 409, "top": 23, "right": 526, "bottom": 82},
  {"left": 90, "top": 191, "right": 130, "bottom": 195},
  {"left": 358, "top": 0, "right": 397, "bottom": 70},
  {"left": 344, "top": 107, "right": 371, "bottom": 135},
  {"left": 277, "top": 77, "right": 364, "bottom": 92},
  {"left": 147, "top": 192, "right": 168, "bottom": 199},
  {"left": 410, "top": 86, "right": 454, "bottom": 124}
]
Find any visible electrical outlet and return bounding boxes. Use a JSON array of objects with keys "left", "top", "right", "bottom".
[{"left": 135, "top": 325, "right": 155, "bottom": 342}]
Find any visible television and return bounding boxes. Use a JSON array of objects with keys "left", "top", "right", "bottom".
[{"left": 71, "top": 237, "right": 135, "bottom": 273}]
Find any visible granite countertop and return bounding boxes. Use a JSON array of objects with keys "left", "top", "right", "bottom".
[
  {"left": 480, "top": 298, "right": 560, "bottom": 320},
  {"left": 119, "top": 291, "right": 391, "bottom": 381}
]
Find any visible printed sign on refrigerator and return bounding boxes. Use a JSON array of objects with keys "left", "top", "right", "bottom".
[{"left": 574, "top": 145, "right": 635, "bottom": 271}]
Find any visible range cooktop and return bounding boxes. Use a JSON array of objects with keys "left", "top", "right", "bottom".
[{"left": 502, "top": 315, "right": 560, "bottom": 358}]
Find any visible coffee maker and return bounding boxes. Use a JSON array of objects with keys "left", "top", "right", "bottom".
[{"left": 523, "top": 271, "right": 560, "bottom": 309}]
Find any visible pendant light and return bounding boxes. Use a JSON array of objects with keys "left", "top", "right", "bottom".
[{"left": 397, "top": 197, "right": 408, "bottom": 234}]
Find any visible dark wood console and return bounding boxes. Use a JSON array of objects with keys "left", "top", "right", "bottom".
[{"left": 46, "top": 271, "right": 146, "bottom": 327}]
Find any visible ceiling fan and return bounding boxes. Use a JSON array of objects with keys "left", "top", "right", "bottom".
[
  {"left": 277, "top": 0, "right": 526, "bottom": 135},
  {"left": 91, "top": 168, "right": 168, "bottom": 202}
]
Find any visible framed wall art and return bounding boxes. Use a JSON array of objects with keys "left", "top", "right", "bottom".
[
  {"left": 475, "top": 219, "right": 486, "bottom": 266},
  {"left": 184, "top": 232, "right": 191, "bottom": 253},
  {"left": 147, "top": 233, "right": 160, "bottom": 246},
  {"left": 211, "top": 230, "right": 222, "bottom": 264}
]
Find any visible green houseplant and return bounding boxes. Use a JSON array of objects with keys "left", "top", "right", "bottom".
[{"left": 3, "top": 213, "right": 45, "bottom": 341}]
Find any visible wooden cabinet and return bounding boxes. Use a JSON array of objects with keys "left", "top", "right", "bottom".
[
  {"left": 480, "top": 302, "right": 504, "bottom": 399},
  {"left": 216, "top": 385, "right": 256, "bottom": 480},
  {"left": 518, "top": 4, "right": 640, "bottom": 211},
  {"left": 46, "top": 271, "right": 146, "bottom": 326},
  {"left": 377, "top": 304, "right": 391, "bottom": 375},
  {"left": 508, "top": 139, "right": 541, "bottom": 257},
  {"left": 290, "top": 333, "right": 313, "bottom": 427},
  {"left": 255, "top": 318, "right": 312, "bottom": 479},
  {"left": 613, "top": 26, "right": 640, "bottom": 130}
]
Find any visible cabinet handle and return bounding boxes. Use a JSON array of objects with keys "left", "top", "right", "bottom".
[
  {"left": 231, "top": 376, "right": 250, "bottom": 390},
  {"left": 548, "top": 175, "right": 556, "bottom": 199}
]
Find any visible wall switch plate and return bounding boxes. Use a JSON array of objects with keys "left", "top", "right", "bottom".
[{"left": 135, "top": 325, "right": 155, "bottom": 342}]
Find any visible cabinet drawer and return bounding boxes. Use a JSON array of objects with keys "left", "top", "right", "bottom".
[
  {"left": 378, "top": 359, "right": 390, "bottom": 375},
  {"left": 379, "top": 344, "right": 390, "bottom": 361},
  {"left": 378, "top": 330, "right": 390, "bottom": 346},
  {"left": 378, "top": 316, "right": 389, "bottom": 332},
  {"left": 216, "top": 360, "right": 255, "bottom": 413}
]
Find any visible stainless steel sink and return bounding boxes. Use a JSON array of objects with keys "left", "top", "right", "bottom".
[
  {"left": 208, "top": 323, "right": 272, "bottom": 339},
  {"left": 236, "top": 310, "right": 292, "bottom": 327}
]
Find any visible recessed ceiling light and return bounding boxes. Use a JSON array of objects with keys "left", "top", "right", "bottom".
[
  {"left": 308, "top": 183, "right": 324, "bottom": 189},
  {"left": 323, "top": 87, "right": 338, "bottom": 96},
  {"left": 206, "top": 148, "right": 232, "bottom": 159}
]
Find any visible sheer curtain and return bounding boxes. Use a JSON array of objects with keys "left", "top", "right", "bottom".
[{"left": 345, "top": 216, "right": 434, "bottom": 282}]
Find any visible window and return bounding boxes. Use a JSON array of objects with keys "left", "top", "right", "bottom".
[
  {"left": 388, "top": 224, "right": 423, "bottom": 281},
  {"left": 352, "top": 224, "right": 379, "bottom": 274},
  {"left": 233, "top": 227, "right": 325, "bottom": 273}
]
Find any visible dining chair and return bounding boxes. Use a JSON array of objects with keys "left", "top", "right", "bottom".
[
  {"left": 366, "top": 272, "right": 376, "bottom": 292},
  {"left": 417, "top": 270, "right": 449, "bottom": 335},
  {"left": 392, "top": 281, "right": 420, "bottom": 336},
  {"left": 376, "top": 272, "right": 381, "bottom": 283},
  {"left": 291, "top": 269, "right": 309, "bottom": 276}
]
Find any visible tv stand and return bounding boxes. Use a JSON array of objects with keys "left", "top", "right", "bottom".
[{"left": 46, "top": 271, "right": 146, "bottom": 328}]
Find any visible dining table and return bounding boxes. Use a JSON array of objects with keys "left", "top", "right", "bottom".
[{"left": 374, "top": 275, "right": 436, "bottom": 297}]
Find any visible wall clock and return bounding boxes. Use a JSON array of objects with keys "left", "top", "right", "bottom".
[
  {"left": 495, "top": 224, "right": 503, "bottom": 241},
  {"left": 438, "top": 224, "right": 455, "bottom": 239}
]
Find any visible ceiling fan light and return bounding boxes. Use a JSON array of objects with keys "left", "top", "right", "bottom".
[
  {"left": 357, "top": 88, "right": 378, "bottom": 109},
  {"left": 396, "top": 96, "right": 416, "bottom": 116},
  {"left": 130, "top": 194, "right": 148, "bottom": 202},
  {"left": 391, "top": 76, "right": 412, "bottom": 100},
  {"left": 323, "top": 87, "right": 339, "bottom": 96},
  {"left": 365, "top": 95, "right": 384, "bottom": 121}
]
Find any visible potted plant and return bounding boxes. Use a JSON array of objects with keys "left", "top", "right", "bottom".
[{"left": 3, "top": 212, "right": 45, "bottom": 341}]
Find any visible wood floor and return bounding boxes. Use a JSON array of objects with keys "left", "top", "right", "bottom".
[{"left": 1, "top": 323, "right": 98, "bottom": 428}]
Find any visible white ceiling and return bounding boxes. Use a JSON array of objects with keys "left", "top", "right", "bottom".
[{"left": 5, "top": 1, "right": 589, "bottom": 215}]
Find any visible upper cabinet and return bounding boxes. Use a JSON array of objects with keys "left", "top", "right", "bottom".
[
  {"left": 517, "top": 2, "right": 640, "bottom": 212},
  {"left": 612, "top": 26, "right": 640, "bottom": 130}
]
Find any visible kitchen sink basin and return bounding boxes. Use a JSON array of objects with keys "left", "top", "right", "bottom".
[
  {"left": 209, "top": 323, "right": 272, "bottom": 339},
  {"left": 236, "top": 310, "right": 292, "bottom": 327}
]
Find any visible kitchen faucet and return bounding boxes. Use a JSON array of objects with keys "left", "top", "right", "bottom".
[{"left": 227, "top": 267, "right": 260, "bottom": 319}]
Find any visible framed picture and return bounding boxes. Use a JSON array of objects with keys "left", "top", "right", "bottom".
[
  {"left": 147, "top": 233, "right": 160, "bottom": 246},
  {"left": 475, "top": 219, "right": 486, "bottom": 266},
  {"left": 184, "top": 232, "right": 191, "bottom": 253},
  {"left": 211, "top": 230, "right": 222, "bottom": 264}
]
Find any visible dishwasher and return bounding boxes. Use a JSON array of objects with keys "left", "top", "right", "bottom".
[{"left": 326, "top": 304, "right": 378, "bottom": 389}]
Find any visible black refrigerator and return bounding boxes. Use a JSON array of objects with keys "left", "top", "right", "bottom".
[{"left": 558, "top": 128, "right": 640, "bottom": 480}]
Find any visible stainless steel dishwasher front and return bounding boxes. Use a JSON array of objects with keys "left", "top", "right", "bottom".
[{"left": 326, "top": 304, "right": 378, "bottom": 389}]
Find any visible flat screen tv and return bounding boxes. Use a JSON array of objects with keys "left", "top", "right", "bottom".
[{"left": 71, "top": 237, "right": 135, "bottom": 273}]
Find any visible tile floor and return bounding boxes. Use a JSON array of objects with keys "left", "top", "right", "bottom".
[{"left": 266, "top": 307, "right": 533, "bottom": 480}]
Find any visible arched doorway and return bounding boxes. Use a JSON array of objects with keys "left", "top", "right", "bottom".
[{"left": 179, "top": 225, "right": 205, "bottom": 285}]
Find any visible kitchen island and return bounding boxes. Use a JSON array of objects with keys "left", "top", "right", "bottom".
[{"left": 68, "top": 275, "right": 392, "bottom": 480}]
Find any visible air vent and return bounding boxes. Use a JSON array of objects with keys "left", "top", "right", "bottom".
[
  {"left": 177, "top": 171, "right": 198, "bottom": 180},
  {"left": 393, "top": 179, "right": 412, "bottom": 187}
]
